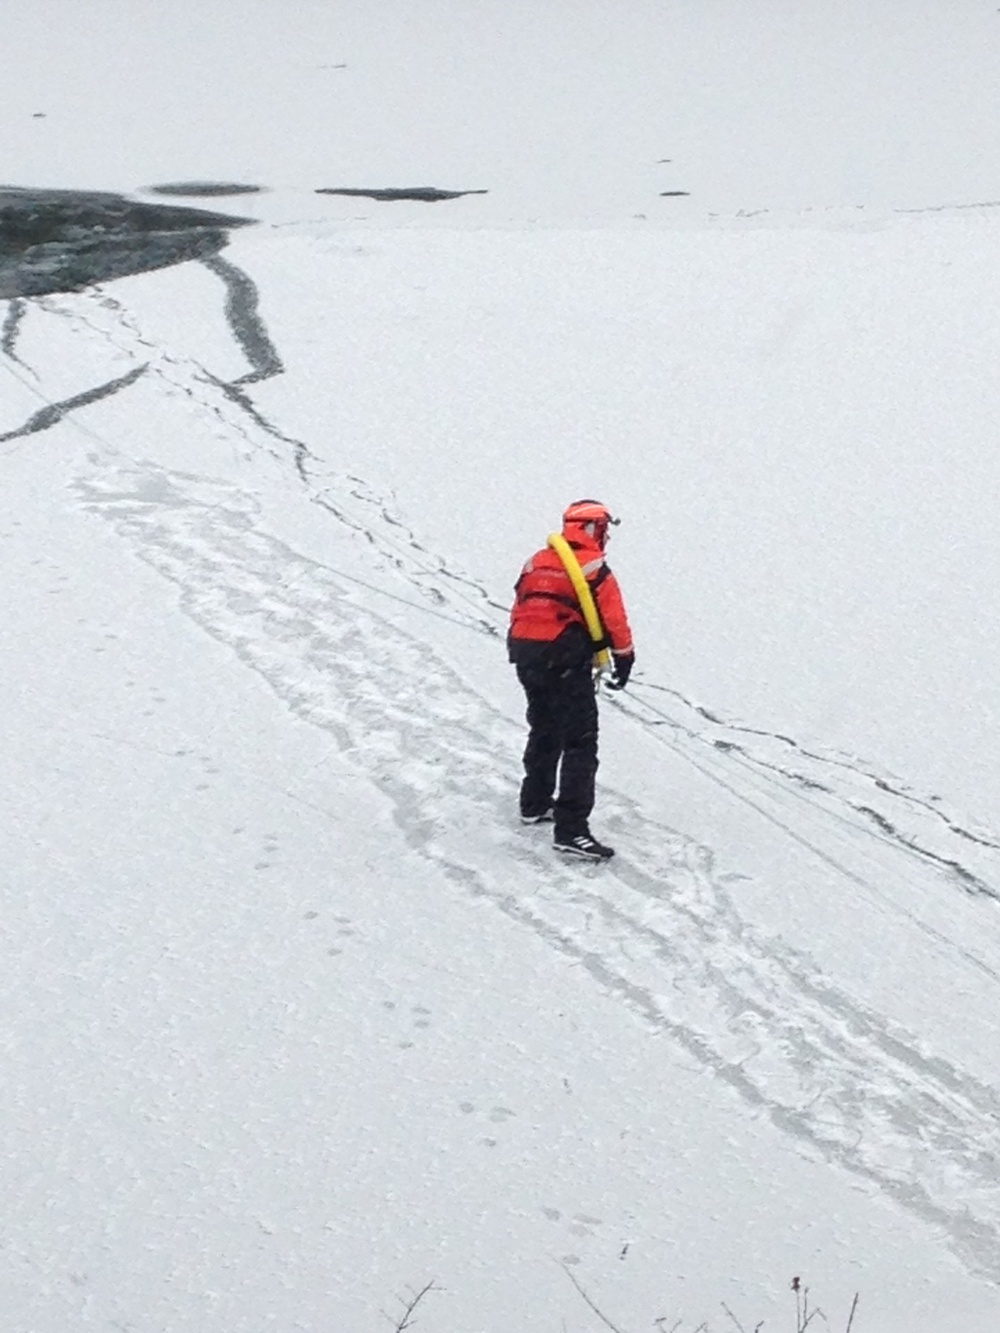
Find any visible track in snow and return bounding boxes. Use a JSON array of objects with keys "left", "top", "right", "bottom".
[{"left": 77, "top": 457, "right": 1000, "bottom": 1286}]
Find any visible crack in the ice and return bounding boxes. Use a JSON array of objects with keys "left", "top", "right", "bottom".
[
  {"left": 0, "top": 363, "right": 148, "bottom": 443},
  {"left": 202, "top": 370, "right": 312, "bottom": 481},
  {"left": 56, "top": 274, "right": 507, "bottom": 628},
  {"left": 194, "top": 254, "right": 317, "bottom": 475},
  {"left": 69, "top": 279, "right": 312, "bottom": 481},
  {"left": 37, "top": 293, "right": 282, "bottom": 467},
  {"left": 627, "top": 683, "right": 1000, "bottom": 899},
  {"left": 310, "top": 489, "right": 503, "bottom": 635},
  {"left": 199, "top": 253, "right": 284, "bottom": 386},
  {"left": 2, "top": 298, "right": 28, "bottom": 365},
  {"left": 52, "top": 263, "right": 995, "bottom": 909},
  {"left": 699, "top": 687, "right": 1000, "bottom": 853}
]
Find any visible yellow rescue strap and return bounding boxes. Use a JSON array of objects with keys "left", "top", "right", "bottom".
[{"left": 547, "top": 532, "right": 613, "bottom": 673}]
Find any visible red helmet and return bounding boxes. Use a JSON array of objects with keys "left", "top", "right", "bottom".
[{"left": 562, "top": 498, "right": 619, "bottom": 547}]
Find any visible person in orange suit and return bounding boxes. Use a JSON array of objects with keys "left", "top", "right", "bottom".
[{"left": 508, "top": 500, "right": 634, "bottom": 860}]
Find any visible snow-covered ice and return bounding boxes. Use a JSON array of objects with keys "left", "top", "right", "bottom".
[{"left": 5, "top": 3, "right": 1000, "bottom": 1330}]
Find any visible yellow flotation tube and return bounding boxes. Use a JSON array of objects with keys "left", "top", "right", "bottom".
[{"left": 547, "top": 532, "right": 613, "bottom": 673}]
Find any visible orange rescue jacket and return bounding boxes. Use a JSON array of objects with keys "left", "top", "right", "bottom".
[{"left": 508, "top": 537, "right": 633, "bottom": 668}]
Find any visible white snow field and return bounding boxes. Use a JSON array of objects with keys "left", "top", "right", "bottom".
[{"left": 5, "top": 3, "right": 1000, "bottom": 1330}]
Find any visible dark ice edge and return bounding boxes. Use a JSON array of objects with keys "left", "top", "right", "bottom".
[
  {"left": 0, "top": 186, "right": 256, "bottom": 299},
  {"left": 147, "top": 182, "right": 265, "bottom": 197},
  {"left": 316, "top": 186, "right": 488, "bottom": 202}
]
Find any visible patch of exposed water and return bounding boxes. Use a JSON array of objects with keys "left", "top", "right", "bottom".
[{"left": 0, "top": 187, "right": 254, "bottom": 298}]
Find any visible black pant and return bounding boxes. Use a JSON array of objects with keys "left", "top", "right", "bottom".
[{"left": 516, "top": 661, "right": 599, "bottom": 836}]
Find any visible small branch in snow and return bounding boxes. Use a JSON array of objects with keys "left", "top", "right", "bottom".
[
  {"left": 721, "top": 1301, "right": 765, "bottom": 1333},
  {"left": 721, "top": 1302, "right": 748, "bottom": 1332},
  {"left": 559, "top": 1262, "right": 631, "bottom": 1333},
  {"left": 792, "top": 1275, "right": 829, "bottom": 1331},
  {"left": 384, "top": 1279, "right": 439, "bottom": 1331}
]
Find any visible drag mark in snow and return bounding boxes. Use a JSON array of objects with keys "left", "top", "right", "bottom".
[
  {"left": 76, "top": 459, "right": 1000, "bottom": 1287},
  {"left": 0, "top": 363, "right": 148, "bottom": 443}
]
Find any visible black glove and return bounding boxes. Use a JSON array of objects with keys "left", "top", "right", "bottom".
[{"left": 605, "top": 650, "right": 634, "bottom": 691}]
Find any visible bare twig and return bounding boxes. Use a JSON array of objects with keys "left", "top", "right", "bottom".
[
  {"left": 722, "top": 1301, "right": 748, "bottom": 1332},
  {"left": 792, "top": 1276, "right": 828, "bottom": 1332},
  {"left": 559, "top": 1262, "right": 631, "bottom": 1333},
  {"left": 792, "top": 1275, "right": 803, "bottom": 1330},
  {"left": 384, "top": 1280, "right": 439, "bottom": 1332},
  {"left": 804, "top": 1302, "right": 829, "bottom": 1329},
  {"left": 844, "top": 1293, "right": 860, "bottom": 1333},
  {"left": 800, "top": 1285, "right": 828, "bottom": 1330}
]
